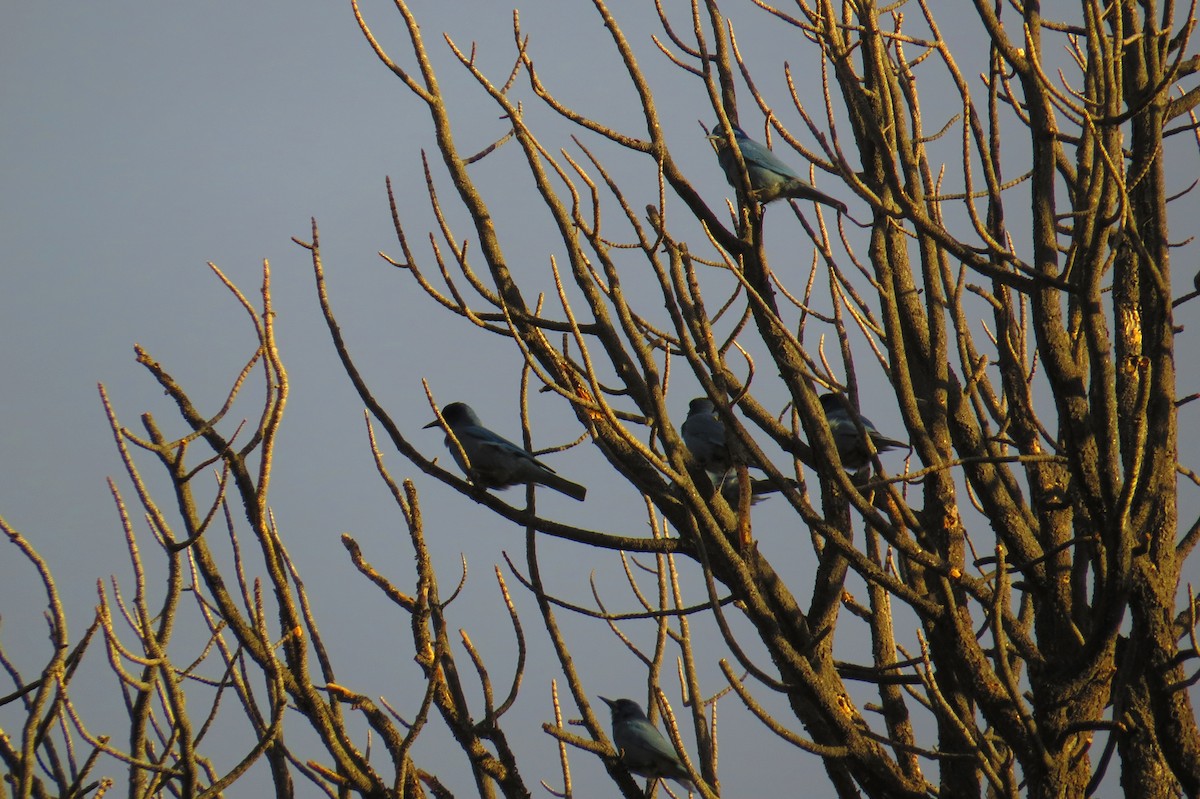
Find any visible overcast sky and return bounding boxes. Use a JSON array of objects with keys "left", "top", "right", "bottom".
[{"left": 3, "top": 2, "right": 1199, "bottom": 797}]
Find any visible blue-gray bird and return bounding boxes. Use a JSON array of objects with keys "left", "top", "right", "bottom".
[
  {"left": 681, "top": 397, "right": 793, "bottom": 501},
  {"left": 599, "top": 696, "right": 694, "bottom": 791},
  {"left": 819, "top": 393, "right": 907, "bottom": 470},
  {"left": 709, "top": 123, "right": 847, "bottom": 212},
  {"left": 680, "top": 397, "right": 732, "bottom": 481},
  {"left": 424, "top": 402, "right": 586, "bottom": 501}
]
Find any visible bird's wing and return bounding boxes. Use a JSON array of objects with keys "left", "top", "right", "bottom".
[
  {"left": 825, "top": 415, "right": 856, "bottom": 436},
  {"left": 469, "top": 427, "right": 558, "bottom": 473},
  {"left": 856, "top": 415, "right": 907, "bottom": 451},
  {"left": 870, "top": 432, "right": 908, "bottom": 452},
  {"left": 682, "top": 415, "right": 725, "bottom": 449},
  {"left": 738, "top": 138, "right": 803, "bottom": 181},
  {"left": 620, "top": 719, "right": 683, "bottom": 764}
]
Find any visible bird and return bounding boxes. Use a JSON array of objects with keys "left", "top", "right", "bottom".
[
  {"left": 681, "top": 397, "right": 794, "bottom": 502},
  {"left": 708, "top": 123, "right": 847, "bottom": 212},
  {"left": 423, "top": 402, "right": 586, "bottom": 501},
  {"left": 819, "top": 393, "right": 908, "bottom": 470},
  {"left": 680, "top": 397, "right": 733, "bottom": 481},
  {"left": 599, "top": 696, "right": 694, "bottom": 791}
]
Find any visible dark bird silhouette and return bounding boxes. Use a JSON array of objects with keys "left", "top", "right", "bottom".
[
  {"left": 819, "top": 393, "right": 907, "bottom": 470},
  {"left": 600, "top": 696, "right": 694, "bottom": 791},
  {"left": 424, "top": 402, "right": 586, "bottom": 501}
]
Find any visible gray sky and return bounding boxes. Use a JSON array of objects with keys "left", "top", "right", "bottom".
[{"left": 3, "top": 2, "right": 1199, "bottom": 797}]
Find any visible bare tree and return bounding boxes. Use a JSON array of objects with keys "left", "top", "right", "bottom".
[{"left": 3, "top": 1, "right": 1199, "bottom": 798}]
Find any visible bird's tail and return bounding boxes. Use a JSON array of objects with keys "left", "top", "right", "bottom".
[
  {"left": 716, "top": 473, "right": 798, "bottom": 505},
  {"left": 749, "top": 476, "right": 799, "bottom": 496},
  {"left": 784, "top": 181, "right": 848, "bottom": 214},
  {"left": 538, "top": 472, "right": 587, "bottom": 501},
  {"left": 672, "top": 777, "right": 696, "bottom": 792},
  {"left": 872, "top": 434, "right": 909, "bottom": 454}
]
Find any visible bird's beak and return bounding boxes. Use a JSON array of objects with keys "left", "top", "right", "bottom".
[
  {"left": 423, "top": 419, "right": 441, "bottom": 430},
  {"left": 598, "top": 696, "right": 616, "bottom": 709}
]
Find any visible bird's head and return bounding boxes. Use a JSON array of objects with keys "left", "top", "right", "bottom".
[
  {"left": 818, "top": 393, "right": 846, "bottom": 415},
  {"left": 687, "top": 397, "right": 716, "bottom": 417},
  {"left": 424, "top": 401, "right": 478, "bottom": 429},
  {"left": 707, "top": 124, "right": 751, "bottom": 154},
  {"left": 599, "top": 696, "right": 647, "bottom": 723},
  {"left": 708, "top": 123, "right": 747, "bottom": 141}
]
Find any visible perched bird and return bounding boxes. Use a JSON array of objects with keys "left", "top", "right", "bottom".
[
  {"left": 423, "top": 402, "right": 586, "bottom": 501},
  {"left": 819, "top": 393, "right": 908, "bottom": 470},
  {"left": 681, "top": 397, "right": 793, "bottom": 502},
  {"left": 599, "top": 696, "right": 694, "bottom": 791},
  {"left": 680, "top": 397, "right": 732, "bottom": 480},
  {"left": 708, "top": 123, "right": 847, "bottom": 212}
]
